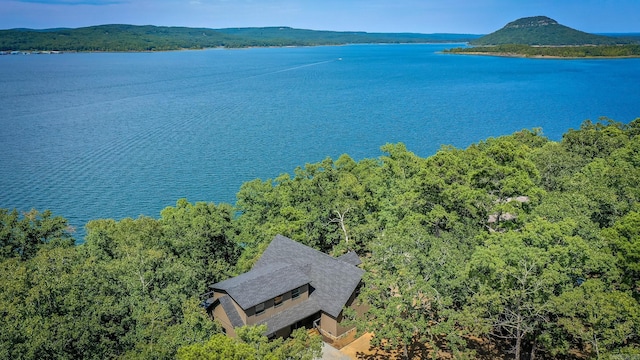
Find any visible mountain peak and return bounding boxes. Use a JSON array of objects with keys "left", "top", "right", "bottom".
[
  {"left": 470, "top": 16, "right": 622, "bottom": 46},
  {"left": 504, "top": 16, "right": 558, "bottom": 29}
]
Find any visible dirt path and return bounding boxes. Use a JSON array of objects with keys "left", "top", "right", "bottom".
[
  {"left": 321, "top": 342, "right": 351, "bottom": 360},
  {"left": 339, "top": 333, "right": 402, "bottom": 359}
]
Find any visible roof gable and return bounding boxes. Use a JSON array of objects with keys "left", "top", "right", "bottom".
[{"left": 212, "top": 262, "right": 310, "bottom": 310}]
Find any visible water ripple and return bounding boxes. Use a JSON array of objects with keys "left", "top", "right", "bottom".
[{"left": 1, "top": 45, "right": 639, "bottom": 240}]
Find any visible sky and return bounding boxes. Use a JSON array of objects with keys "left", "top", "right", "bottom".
[{"left": 1, "top": 0, "right": 639, "bottom": 33}]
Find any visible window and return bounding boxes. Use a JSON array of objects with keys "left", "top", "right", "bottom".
[
  {"left": 274, "top": 295, "right": 283, "bottom": 307},
  {"left": 255, "top": 303, "right": 265, "bottom": 315},
  {"left": 291, "top": 287, "right": 300, "bottom": 299}
]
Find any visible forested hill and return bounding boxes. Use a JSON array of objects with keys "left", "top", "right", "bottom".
[
  {"left": 2, "top": 118, "right": 640, "bottom": 359},
  {"left": 470, "top": 15, "right": 632, "bottom": 45},
  {"left": 0, "top": 24, "right": 480, "bottom": 52}
]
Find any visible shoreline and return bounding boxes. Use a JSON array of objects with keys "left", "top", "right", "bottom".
[
  {"left": 444, "top": 51, "right": 640, "bottom": 59},
  {"left": 0, "top": 42, "right": 471, "bottom": 55}
]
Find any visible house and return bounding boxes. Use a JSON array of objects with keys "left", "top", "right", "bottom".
[{"left": 205, "top": 234, "right": 365, "bottom": 340}]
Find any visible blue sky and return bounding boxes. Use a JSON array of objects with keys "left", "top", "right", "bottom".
[{"left": 1, "top": 0, "right": 639, "bottom": 33}]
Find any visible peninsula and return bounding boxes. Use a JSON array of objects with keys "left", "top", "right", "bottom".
[{"left": 445, "top": 16, "right": 640, "bottom": 58}]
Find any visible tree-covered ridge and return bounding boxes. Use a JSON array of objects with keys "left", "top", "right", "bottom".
[
  {"left": 2, "top": 118, "right": 640, "bottom": 359},
  {"left": 444, "top": 44, "right": 640, "bottom": 58},
  {"left": 0, "top": 24, "right": 480, "bottom": 52},
  {"left": 470, "top": 16, "right": 634, "bottom": 46},
  {"left": 1, "top": 25, "right": 234, "bottom": 52}
]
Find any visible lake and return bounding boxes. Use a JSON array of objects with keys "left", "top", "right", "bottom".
[{"left": 1, "top": 44, "right": 639, "bottom": 238}]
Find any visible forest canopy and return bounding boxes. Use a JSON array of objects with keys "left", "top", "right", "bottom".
[
  {"left": 0, "top": 25, "right": 479, "bottom": 52},
  {"left": 1, "top": 118, "right": 640, "bottom": 359}
]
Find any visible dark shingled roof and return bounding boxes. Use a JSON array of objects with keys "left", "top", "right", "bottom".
[
  {"left": 210, "top": 235, "right": 364, "bottom": 333},
  {"left": 212, "top": 262, "right": 310, "bottom": 310},
  {"left": 253, "top": 235, "right": 364, "bottom": 318},
  {"left": 257, "top": 297, "right": 322, "bottom": 336},
  {"left": 338, "top": 251, "right": 362, "bottom": 266},
  {"left": 218, "top": 295, "right": 245, "bottom": 329}
]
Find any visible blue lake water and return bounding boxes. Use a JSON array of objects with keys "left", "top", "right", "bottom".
[{"left": 1, "top": 44, "right": 639, "bottom": 238}]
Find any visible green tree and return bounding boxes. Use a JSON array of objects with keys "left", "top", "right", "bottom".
[
  {"left": 531, "top": 141, "right": 583, "bottom": 191},
  {"left": 602, "top": 211, "right": 640, "bottom": 294},
  {"left": 160, "top": 199, "right": 239, "bottom": 284},
  {"left": 82, "top": 216, "right": 220, "bottom": 359},
  {"left": 553, "top": 279, "right": 640, "bottom": 359},
  {"left": 358, "top": 226, "right": 470, "bottom": 359},
  {"left": 177, "top": 333, "right": 257, "bottom": 360},
  {"left": 562, "top": 118, "right": 629, "bottom": 160},
  {"left": 466, "top": 218, "right": 614, "bottom": 359},
  {"left": 0, "top": 208, "right": 74, "bottom": 261},
  {"left": 177, "top": 325, "right": 321, "bottom": 360}
]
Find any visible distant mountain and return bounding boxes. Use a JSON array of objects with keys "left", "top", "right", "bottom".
[
  {"left": 0, "top": 24, "right": 481, "bottom": 52},
  {"left": 470, "top": 16, "right": 631, "bottom": 46}
]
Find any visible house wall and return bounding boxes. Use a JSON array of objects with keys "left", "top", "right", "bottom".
[
  {"left": 334, "top": 311, "right": 355, "bottom": 337},
  {"left": 320, "top": 282, "right": 365, "bottom": 338},
  {"left": 320, "top": 312, "right": 339, "bottom": 337},
  {"left": 346, "top": 283, "right": 368, "bottom": 320},
  {"left": 212, "top": 303, "right": 237, "bottom": 338},
  {"left": 246, "top": 284, "right": 309, "bottom": 325},
  {"left": 213, "top": 290, "right": 247, "bottom": 325},
  {"left": 320, "top": 310, "right": 360, "bottom": 338}
]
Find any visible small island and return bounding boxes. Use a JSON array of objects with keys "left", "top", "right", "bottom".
[{"left": 445, "top": 16, "right": 640, "bottom": 58}]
